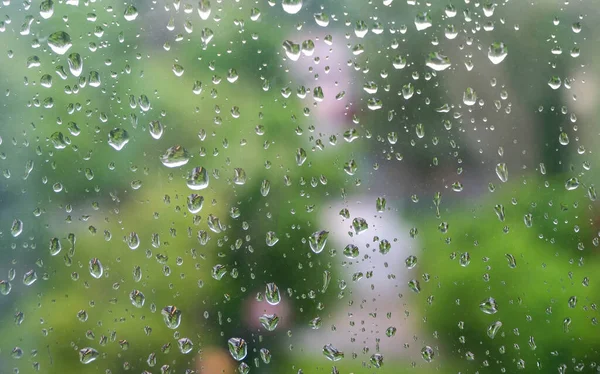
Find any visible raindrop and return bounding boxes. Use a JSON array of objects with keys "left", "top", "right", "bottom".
[
  {"left": 282, "top": 0, "right": 302, "bottom": 14},
  {"left": 233, "top": 168, "right": 247, "bottom": 185},
  {"left": 161, "top": 306, "right": 182, "bottom": 329},
  {"left": 343, "top": 244, "right": 360, "bottom": 259},
  {"left": 352, "top": 217, "right": 368, "bottom": 234},
  {"left": 49, "top": 237, "right": 61, "bottom": 256},
  {"left": 463, "top": 88, "right": 477, "bottom": 106},
  {"left": 487, "top": 321, "right": 502, "bottom": 339},
  {"left": 124, "top": 4, "right": 138, "bottom": 21},
  {"left": 198, "top": 0, "right": 211, "bottom": 20},
  {"left": 495, "top": 163, "right": 508, "bottom": 183},
  {"left": 405, "top": 255, "right": 417, "bottom": 269},
  {"left": 0, "top": 280, "right": 11, "bottom": 296},
  {"left": 67, "top": 53, "right": 83, "bottom": 77},
  {"left": 426, "top": 52, "right": 451, "bottom": 71},
  {"left": 259, "top": 314, "right": 279, "bottom": 331},
  {"left": 228, "top": 337, "right": 248, "bottom": 361},
  {"left": 178, "top": 338, "right": 193, "bottom": 354},
  {"left": 149, "top": 121, "right": 163, "bottom": 140},
  {"left": 421, "top": 346, "right": 434, "bottom": 362},
  {"left": 488, "top": 42, "right": 508, "bottom": 64},
  {"left": 265, "top": 282, "right": 281, "bottom": 305},
  {"left": 79, "top": 348, "right": 99, "bottom": 364},
  {"left": 414, "top": 12, "right": 432, "bottom": 31},
  {"left": 323, "top": 344, "right": 344, "bottom": 361},
  {"left": 108, "top": 128, "right": 130, "bottom": 151},
  {"left": 370, "top": 353, "right": 384, "bottom": 368},
  {"left": 187, "top": 194, "right": 204, "bottom": 214},
  {"left": 283, "top": 40, "right": 301, "bottom": 61},
  {"left": 160, "top": 146, "right": 190, "bottom": 168},
  {"left": 48, "top": 31, "right": 72, "bottom": 55},
  {"left": 130, "top": 290, "right": 145, "bottom": 308},
  {"left": 126, "top": 232, "right": 140, "bottom": 250},
  {"left": 40, "top": 0, "right": 54, "bottom": 19},
  {"left": 187, "top": 167, "right": 210, "bottom": 190},
  {"left": 266, "top": 231, "right": 279, "bottom": 247},
  {"left": 565, "top": 177, "right": 579, "bottom": 191},
  {"left": 88, "top": 258, "right": 103, "bottom": 279},
  {"left": 480, "top": 297, "right": 498, "bottom": 314},
  {"left": 10, "top": 219, "right": 23, "bottom": 237},
  {"left": 308, "top": 230, "right": 329, "bottom": 253}
]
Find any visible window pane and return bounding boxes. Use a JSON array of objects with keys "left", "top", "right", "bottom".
[{"left": 0, "top": 0, "right": 597, "bottom": 373}]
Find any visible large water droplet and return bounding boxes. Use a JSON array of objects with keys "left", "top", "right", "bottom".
[
  {"left": 108, "top": 128, "right": 130, "bottom": 151},
  {"left": 79, "top": 348, "right": 99, "bottom": 364},
  {"left": 178, "top": 338, "right": 193, "bottom": 354},
  {"left": 89, "top": 258, "right": 103, "bottom": 279},
  {"left": 67, "top": 53, "right": 83, "bottom": 77},
  {"left": 265, "top": 282, "right": 281, "bottom": 305},
  {"left": 227, "top": 337, "right": 248, "bottom": 361},
  {"left": 259, "top": 314, "right": 279, "bottom": 331},
  {"left": 414, "top": 12, "right": 432, "bottom": 31},
  {"left": 47, "top": 31, "right": 72, "bottom": 55},
  {"left": 187, "top": 194, "right": 204, "bottom": 214},
  {"left": 187, "top": 167, "right": 209, "bottom": 190},
  {"left": 40, "top": 0, "right": 54, "bottom": 19},
  {"left": 149, "top": 120, "right": 163, "bottom": 140},
  {"left": 49, "top": 237, "right": 61, "bottom": 256},
  {"left": 479, "top": 297, "right": 498, "bottom": 314},
  {"left": 130, "top": 290, "right": 145, "bottom": 308},
  {"left": 124, "top": 4, "right": 138, "bottom": 21},
  {"left": 487, "top": 321, "right": 503, "bottom": 339},
  {"left": 10, "top": 219, "right": 23, "bottom": 237},
  {"left": 426, "top": 52, "right": 451, "bottom": 71},
  {"left": 565, "top": 177, "right": 579, "bottom": 191},
  {"left": 282, "top": 0, "right": 302, "bottom": 14},
  {"left": 161, "top": 306, "right": 182, "bottom": 329},
  {"left": 309, "top": 230, "right": 329, "bottom": 253},
  {"left": 488, "top": 42, "right": 508, "bottom": 64},
  {"left": 421, "top": 346, "right": 434, "bottom": 362},
  {"left": 323, "top": 344, "right": 344, "bottom": 361},
  {"left": 160, "top": 146, "right": 190, "bottom": 167},
  {"left": 495, "top": 163, "right": 508, "bottom": 183}
]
